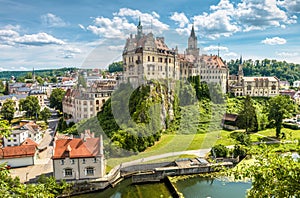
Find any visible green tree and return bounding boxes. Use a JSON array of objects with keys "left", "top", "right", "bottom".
[
  {"left": 19, "top": 96, "right": 40, "bottom": 119},
  {"left": 0, "top": 80, "right": 4, "bottom": 92},
  {"left": 0, "top": 120, "right": 11, "bottom": 141},
  {"left": 268, "top": 95, "right": 295, "bottom": 138},
  {"left": 77, "top": 74, "right": 87, "bottom": 88},
  {"left": 108, "top": 61, "right": 123, "bottom": 73},
  {"left": 50, "top": 88, "right": 66, "bottom": 112},
  {"left": 230, "top": 147, "right": 300, "bottom": 197},
  {"left": 0, "top": 99, "right": 16, "bottom": 123},
  {"left": 3, "top": 81, "right": 9, "bottom": 95},
  {"left": 40, "top": 107, "right": 51, "bottom": 124},
  {"left": 236, "top": 95, "right": 258, "bottom": 132},
  {"left": 36, "top": 76, "right": 44, "bottom": 85},
  {"left": 211, "top": 144, "right": 228, "bottom": 158}
]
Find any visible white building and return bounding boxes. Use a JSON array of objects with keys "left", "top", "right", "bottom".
[
  {"left": 0, "top": 144, "right": 37, "bottom": 168},
  {"left": 63, "top": 80, "right": 116, "bottom": 122},
  {"left": 52, "top": 132, "right": 105, "bottom": 180},
  {"left": 122, "top": 20, "right": 228, "bottom": 93},
  {"left": 3, "top": 123, "right": 43, "bottom": 147},
  {"left": 293, "top": 81, "right": 300, "bottom": 88}
]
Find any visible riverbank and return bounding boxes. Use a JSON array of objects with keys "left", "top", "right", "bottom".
[{"left": 60, "top": 157, "right": 234, "bottom": 197}]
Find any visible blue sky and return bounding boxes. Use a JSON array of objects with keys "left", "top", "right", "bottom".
[{"left": 0, "top": 0, "right": 300, "bottom": 71}]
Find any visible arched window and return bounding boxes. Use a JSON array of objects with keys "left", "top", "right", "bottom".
[
  {"left": 96, "top": 100, "right": 99, "bottom": 105},
  {"left": 247, "top": 85, "right": 251, "bottom": 90},
  {"left": 272, "top": 85, "right": 276, "bottom": 90}
]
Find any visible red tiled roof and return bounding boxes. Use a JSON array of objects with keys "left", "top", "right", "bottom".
[
  {"left": 52, "top": 138, "right": 100, "bottom": 159},
  {"left": 0, "top": 145, "right": 36, "bottom": 159},
  {"left": 21, "top": 138, "right": 38, "bottom": 147}
]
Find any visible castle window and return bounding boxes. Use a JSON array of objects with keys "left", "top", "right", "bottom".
[
  {"left": 148, "top": 56, "right": 150, "bottom": 61},
  {"left": 247, "top": 85, "right": 251, "bottom": 90},
  {"left": 152, "top": 57, "right": 155, "bottom": 62},
  {"left": 272, "top": 85, "right": 276, "bottom": 90}
]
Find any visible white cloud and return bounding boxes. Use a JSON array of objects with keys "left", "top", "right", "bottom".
[
  {"left": 87, "top": 8, "right": 169, "bottom": 40},
  {"left": 0, "top": 25, "right": 65, "bottom": 46},
  {"left": 41, "top": 13, "right": 67, "bottom": 27},
  {"left": 276, "top": 51, "right": 298, "bottom": 57},
  {"left": 173, "top": 0, "right": 297, "bottom": 39},
  {"left": 236, "top": 0, "right": 296, "bottom": 31},
  {"left": 108, "top": 45, "right": 124, "bottom": 51},
  {"left": 278, "top": 0, "right": 300, "bottom": 14},
  {"left": 203, "top": 45, "right": 229, "bottom": 52},
  {"left": 15, "top": 32, "right": 65, "bottom": 46},
  {"left": 78, "top": 24, "right": 85, "bottom": 30},
  {"left": 170, "top": 12, "right": 189, "bottom": 28},
  {"left": 224, "top": 52, "right": 238, "bottom": 57},
  {"left": 261, "top": 37, "right": 287, "bottom": 45},
  {"left": 59, "top": 46, "right": 82, "bottom": 59},
  {"left": 192, "top": 0, "right": 239, "bottom": 39}
]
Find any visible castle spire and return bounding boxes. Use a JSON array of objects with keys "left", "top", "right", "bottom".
[
  {"left": 239, "top": 55, "right": 243, "bottom": 64},
  {"left": 190, "top": 24, "right": 196, "bottom": 38},
  {"left": 137, "top": 17, "right": 143, "bottom": 40}
]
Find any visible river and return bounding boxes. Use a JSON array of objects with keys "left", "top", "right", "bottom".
[{"left": 74, "top": 176, "right": 251, "bottom": 198}]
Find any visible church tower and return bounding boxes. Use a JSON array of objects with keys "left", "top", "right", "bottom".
[
  {"left": 186, "top": 25, "right": 200, "bottom": 58},
  {"left": 237, "top": 55, "right": 244, "bottom": 85}
]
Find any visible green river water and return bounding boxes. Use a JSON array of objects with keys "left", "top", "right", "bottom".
[{"left": 74, "top": 176, "right": 251, "bottom": 198}]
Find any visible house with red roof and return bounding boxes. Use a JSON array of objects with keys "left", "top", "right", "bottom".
[
  {"left": 0, "top": 142, "right": 38, "bottom": 168},
  {"left": 52, "top": 132, "right": 105, "bottom": 180}
]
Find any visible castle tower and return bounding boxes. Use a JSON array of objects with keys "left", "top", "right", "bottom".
[
  {"left": 186, "top": 25, "right": 200, "bottom": 58},
  {"left": 237, "top": 55, "right": 244, "bottom": 85},
  {"left": 136, "top": 17, "right": 143, "bottom": 41}
]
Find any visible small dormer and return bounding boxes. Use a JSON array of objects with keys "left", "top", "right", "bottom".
[{"left": 64, "top": 144, "right": 72, "bottom": 158}]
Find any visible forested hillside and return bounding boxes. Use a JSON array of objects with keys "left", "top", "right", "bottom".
[
  {"left": 0, "top": 67, "right": 77, "bottom": 79},
  {"left": 227, "top": 58, "right": 300, "bottom": 83}
]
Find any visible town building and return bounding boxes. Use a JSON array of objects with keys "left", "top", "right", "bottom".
[
  {"left": 52, "top": 131, "right": 105, "bottom": 180},
  {"left": 122, "top": 20, "right": 228, "bottom": 93},
  {"left": 293, "top": 80, "right": 300, "bottom": 88},
  {"left": 228, "top": 57, "right": 280, "bottom": 97},
  {"left": 28, "top": 89, "right": 47, "bottom": 107},
  {"left": 0, "top": 143, "right": 38, "bottom": 168},
  {"left": 2, "top": 122, "right": 43, "bottom": 147},
  {"left": 62, "top": 80, "right": 116, "bottom": 122},
  {"left": 0, "top": 94, "right": 27, "bottom": 117}
]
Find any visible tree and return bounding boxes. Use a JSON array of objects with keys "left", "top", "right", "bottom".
[
  {"left": 0, "top": 120, "right": 11, "bottom": 139},
  {"left": 3, "top": 81, "right": 9, "bottom": 95},
  {"left": 211, "top": 144, "right": 228, "bottom": 158},
  {"left": 230, "top": 148, "right": 300, "bottom": 197},
  {"left": 0, "top": 80, "right": 4, "bottom": 92},
  {"left": 236, "top": 95, "right": 258, "bottom": 132},
  {"left": 108, "top": 61, "right": 123, "bottom": 73},
  {"left": 50, "top": 88, "right": 66, "bottom": 112},
  {"left": 0, "top": 99, "right": 16, "bottom": 123},
  {"left": 40, "top": 107, "right": 51, "bottom": 124},
  {"left": 77, "top": 74, "right": 87, "bottom": 88},
  {"left": 268, "top": 95, "right": 295, "bottom": 138},
  {"left": 19, "top": 96, "right": 40, "bottom": 118}
]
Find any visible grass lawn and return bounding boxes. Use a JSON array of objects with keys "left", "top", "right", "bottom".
[
  {"left": 106, "top": 128, "right": 300, "bottom": 169},
  {"left": 106, "top": 130, "right": 232, "bottom": 168},
  {"left": 250, "top": 128, "right": 300, "bottom": 142}
]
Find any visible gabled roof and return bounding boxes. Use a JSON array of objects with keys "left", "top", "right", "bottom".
[
  {"left": 21, "top": 138, "right": 38, "bottom": 147},
  {"left": 222, "top": 113, "right": 238, "bottom": 122},
  {"left": 0, "top": 145, "right": 36, "bottom": 159},
  {"left": 52, "top": 137, "right": 100, "bottom": 159}
]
